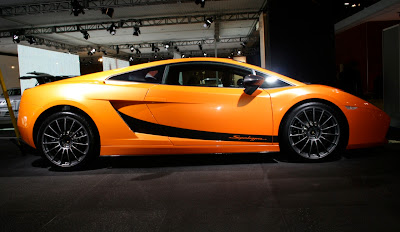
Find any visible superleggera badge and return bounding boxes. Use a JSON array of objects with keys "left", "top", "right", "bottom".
[{"left": 228, "top": 135, "right": 268, "bottom": 142}]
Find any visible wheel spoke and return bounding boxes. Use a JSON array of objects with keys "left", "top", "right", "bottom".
[
  {"left": 55, "top": 120, "right": 62, "bottom": 134},
  {"left": 43, "top": 141, "right": 59, "bottom": 145},
  {"left": 295, "top": 116, "right": 307, "bottom": 127},
  {"left": 321, "top": 115, "right": 332, "bottom": 127},
  {"left": 293, "top": 136, "right": 307, "bottom": 146},
  {"left": 318, "top": 110, "right": 324, "bottom": 123},
  {"left": 44, "top": 133, "right": 58, "bottom": 140},
  {"left": 315, "top": 140, "right": 320, "bottom": 157},
  {"left": 72, "top": 145, "right": 85, "bottom": 154},
  {"left": 299, "top": 139, "right": 310, "bottom": 153},
  {"left": 69, "top": 120, "right": 75, "bottom": 133},
  {"left": 48, "top": 125, "right": 60, "bottom": 137},
  {"left": 320, "top": 136, "right": 336, "bottom": 145},
  {"left": 69, "top": 148, "right": 79, "bottom": 161},
  {"left": 313, "top": 107, "right": 316, "bottom": 122},
  {"left": 64, "top": 117, "right": 67, "bottom": 131},
  {"left": 317, "top": 139, "right": 327, "bottom": 153},
  {"left": 290, "top": 125, "right": 303, "bottom": 130},
  {"left": 308, "top": 140, "right": 313, "bottom": 157},
  {"left": 322, "top": 124, "right": 338, "bottom": 130},
  {"left": 290, "top": 133, "right": 304, "bottom": 137},
  {"left": 72, "top": 142, "right": 89, "bottom": 146},
  {"left": 303, "top": 110, "right": 311, "bottom": 123},
  {"left": 74, "top": 134, "right": 87, "bottom": 140},
  {"left": 321, "top": 132, "right": 339, "bottom": 136},
  {"left": 70, "top": 126, "right": 83, "bottom": 137}
]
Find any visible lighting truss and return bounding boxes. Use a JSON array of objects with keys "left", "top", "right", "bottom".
[
  {"left": 0, "top": 0, "right": 224, "bottom": 17},
  {"left": 0, "top": 12, "right": 259, "bottom": 38}
]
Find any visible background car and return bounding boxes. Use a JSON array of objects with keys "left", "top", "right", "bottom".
[
  {"left": 17, "top": 58, "right": 390, "bottom": 170},
  {"left": 0, "top": 87, "right": 21, "bottom": 121}
]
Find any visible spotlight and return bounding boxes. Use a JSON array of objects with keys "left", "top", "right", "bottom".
[
  {"left": 71, "top": 0, "right": 85, "bottom": 16},
  {"left": 107, "top": 23, "right": 117, "bottom": 35},
  {"left": 203, "top": 52, "right": 207, "bottom": 57},
  {"left": 12, "top": 32, "right": 21, "bottom": 43},
  {"left": 101, "top": 7, "right": 114, "bottom": 18},
  {"left": 203, "top": 17, "right": 213, "bottom": 28},
  {"left": 98, "top": 58, "right": 103, "bottom": 62},
  {"left": 135, "top": 48, "right": 141, "bottom": 54},
  {"left": 26, "top": 36, "right": 36, "bottom": 44},
  {"left": 133, "top": 26, "right": 141, "bottom": 36},
  {"left": 129, "top": 56, "right": 134, "bottom": 62},
  {"left": 87, "top": 48, "right": 96, "bottom": 56},
  {"left": 181, "top": 54, "right": 185, "bottom": 58},
  {"left": 237, "top": 50, "right": 242, "bottom": 55},
  {"left": 130, "top": 46, "right": 135, "bottom": 52},
  {"left": 198, "top": 44, "right": 203, "bottom": 50},
  {"left": 195, "top": 0, "right": 205, "bottom": 8},
  {"left": 164, "top": 43, "right": 170, "bottom": 50},
  {"left": 81, "top": 30, "right": 90, "bottom": 40}
]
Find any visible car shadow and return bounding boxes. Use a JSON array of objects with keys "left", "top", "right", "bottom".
[{"left": 31, "top": 152, "right": 281, "bottom": 172}]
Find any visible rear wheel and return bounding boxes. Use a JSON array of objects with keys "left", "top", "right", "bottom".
[
  {"left": 279, "top": 102, "right": 347, "bottom": 161},
  {"left": 37, "top": 111, "right": 98, "bottom": 169}
]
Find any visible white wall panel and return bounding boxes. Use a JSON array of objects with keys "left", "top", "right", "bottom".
[{"left": 17, "top": 45, "right": 80, "bottom": 93}]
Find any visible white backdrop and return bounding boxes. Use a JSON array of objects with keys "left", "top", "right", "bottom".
[
  {"left": 18, "top": 45, "right": 80, "bottom": 93},
  {"left": 102, "top": 56, "right": 130, "bottom": 71}
]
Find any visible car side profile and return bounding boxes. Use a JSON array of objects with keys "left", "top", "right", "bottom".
[{"left": 17, "top": 58, "right": 390, "bottom": 169}]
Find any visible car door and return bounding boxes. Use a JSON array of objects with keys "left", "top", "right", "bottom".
[
  {"left": 145, "top": 61, "right": 274, "bottom": 146},
  {"left": 103, "top": 64, "right": 172, "bottom": 145}
]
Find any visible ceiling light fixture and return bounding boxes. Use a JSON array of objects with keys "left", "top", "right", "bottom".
[
  {"left": 71, "top": 0, "right": 85, "bottom": 16},
  {"left": 203, "top": 17, "right": 213, "bottom": 28},
  {"left": 12, "top": 32, "right": 21, "bottom": 43},
  {"left": 133, "top": 26, "right": 141, "bottom": 36},
  {"left": 101, "top": 7, "right": 114, "bottom": 18},
  {"left": 130, "top": 46, "right": 135, "bottom": 52},
  {"left": 87, "top": 48, "right": 96, "bottom": 56},
  {"left": 195, "top": 0, "right": 205, "bottom": 8},
  {"left": 129, "top": 56, "right": 134, "bottom": 62},
  {"left": 26, "top": 36, "right": 36, "bottom": 44},
  {"left": 80, "top": 29, "right": 90, "bottom": 40},
  {"left": 107, "top": 23, "right": 117, "bottom": 35}
]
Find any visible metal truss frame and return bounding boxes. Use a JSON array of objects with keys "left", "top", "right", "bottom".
[
  {"left": 0, "top": 11, "right": 259, "bottom": 38},
  {"left": 0, "top": 0, "right": 224, "bottom": 17}
]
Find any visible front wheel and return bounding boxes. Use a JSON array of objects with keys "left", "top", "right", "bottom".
[
  {"left": 279, "top": 102, "right": 347, "bottom": 161},
  {"left": 37, "top": 111, "right": 99, "bottom": 169}
]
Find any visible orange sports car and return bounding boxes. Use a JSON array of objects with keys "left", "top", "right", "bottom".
[{"left": 17, "top": 57, "right": 390, "bottom": 169}]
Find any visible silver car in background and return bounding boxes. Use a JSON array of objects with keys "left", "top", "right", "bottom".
[{"left": 0, "top": 88, "right": 21, "bottom": 120}]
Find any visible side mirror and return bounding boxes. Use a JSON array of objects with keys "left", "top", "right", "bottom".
[{"left": 243, "top": 74, "right": 264, "bottom": 95}]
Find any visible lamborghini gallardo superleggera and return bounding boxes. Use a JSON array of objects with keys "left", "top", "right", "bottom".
[{"left": 17, "top": 58, "right": 390, "bottom": 169}]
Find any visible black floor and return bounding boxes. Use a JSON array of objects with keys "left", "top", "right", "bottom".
[{"left": 0, "top": 139, "right": 400, "bottom": 232}]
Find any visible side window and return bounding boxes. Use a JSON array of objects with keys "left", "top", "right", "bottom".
[
  {"left": 256, "top": 71, "right": 291, "bottom": 89},
  {"left": 109, "top": 65, "right": 165, "bottom": 83},
  {"left": 164, "top": 63, "right": 251, "bottom": 88}
]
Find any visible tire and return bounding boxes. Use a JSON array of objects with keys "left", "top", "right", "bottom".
[
  {"left": 37, "top": 111, "right": 99, "bottom": 170},
  {"left": 279, "top": 102, "right": 347, "bottom": 161}
]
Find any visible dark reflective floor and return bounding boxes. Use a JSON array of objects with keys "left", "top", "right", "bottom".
[{"left": 0, "top": 139, "right": 400, "bottom": 232}]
